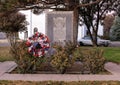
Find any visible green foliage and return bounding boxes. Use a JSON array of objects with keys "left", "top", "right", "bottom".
[
  {"left": 0, "top": 11, "right": 28, "bottom": 65},
  {"left": 0, "top": 0, "right": 19, "bottom": 12},
  {"left": 51, "top": 42, "right": 106, "bottom": 74},
  {"left": 50, "top": 42, "right": 76, "bottom": 74},
  {"left": 110, "top": 16, "right": 120, "bottom": 41},
  {"left": 10, "top": 42, "right": 45, "bottom": 73},
  {"left": 0, "top": 12, "right": 27, "bottom": 32},
  {"left": 50, "top": 49, "right": 71, "bottom": 74},
  {"left": 102, "top": 47, "right": 120, "bottom": 63},
  {"left": 73, "top": 47, "right": 105, "bottom": 74},
  {"left": 64, "top": 41, "right": 76, "bottom": 55}
]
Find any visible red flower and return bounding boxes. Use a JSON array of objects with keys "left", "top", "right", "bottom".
[
  {"left": 26, "top": 41, "right": 31, "bottom": 47},
  {"left": 26, "top": 32, "right": 50, "bottom": 57}
]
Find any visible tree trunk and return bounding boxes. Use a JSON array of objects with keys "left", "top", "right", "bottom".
[
  {"left": 94, "top": 30, "right": 98, "bottom": 47},
  {"left": 73, "top": 8, "right": 79, "bottom": 45}
]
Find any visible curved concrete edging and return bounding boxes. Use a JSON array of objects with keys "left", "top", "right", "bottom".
[{"left": 0, "top": 61, "right": 120, "bottom": 81}]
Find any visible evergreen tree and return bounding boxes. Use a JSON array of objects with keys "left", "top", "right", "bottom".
[{"left": 110, "top": 16, "right": 120, "bottom": 41}]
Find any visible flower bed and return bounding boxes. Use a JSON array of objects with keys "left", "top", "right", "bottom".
[{"left": 10, "top": 33, "right": 107, "bottom": 74}]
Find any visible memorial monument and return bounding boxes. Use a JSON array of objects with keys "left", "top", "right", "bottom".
[{"left": 46, "top": 11, "right": 73, "bottom": 44}]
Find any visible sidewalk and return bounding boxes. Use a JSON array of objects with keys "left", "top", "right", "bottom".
[
  {"left": 0, "top": 39, "right": 8, "bottom": 43},
  {"left": 0, "top": 61, "right": 120, "bottom": 81},
  {"left": 0, "top": 39, "right": 10, "bottom": 47}
]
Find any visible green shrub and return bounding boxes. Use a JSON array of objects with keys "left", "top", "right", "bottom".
[
  {"left": 64, "top": 41, "right": 76, "bottom": 55},
  {"left": 10, "top": 42, "right": 45, "bottom": 73},
  {"left": 73, "top": 48, "right": 105, "bottom": 74},
  {"left": 50, "top": 42, "right": 76, "bottom": 74},
  {"left": 50, "top": 50, "right": 71, "bottom": 74}
]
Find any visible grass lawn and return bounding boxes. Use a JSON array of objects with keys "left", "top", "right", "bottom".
[
  {"left": 79, "top": 47, "right": 120, "bottom": 64},
  {"left": 0, "top": 80, "right": 120, "bottom": 85},
  {"left": 0, "top": 47, "right": 14, "bottom": 62},
  {"left": 101, "top": 47, "right": 120, "bottom": 63}
]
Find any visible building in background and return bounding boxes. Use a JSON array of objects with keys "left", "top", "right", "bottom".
[
  {"left": 18, "top": 10, "right": 104, "bottom": 41},
  {"left": 18, "top": 10, "right": 46, "bottom": 40}
]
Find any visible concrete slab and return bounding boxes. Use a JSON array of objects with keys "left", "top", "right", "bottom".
[
  {"left": 0, "top": 61, "right": 120, "bottom": 81},
  {"left": 105, "top": 62, "right": 120, "bottom": 75},
  {"left": 0, "top": 39, "right": 8, "bottom": 43},
  {"left": 0, "top": 39, "right": 10, "bottom": 47},
  {"left": 0, "top": 74, "right": 78, "bottom": 81},
  {"left": 0, "top": 61, "right": 17, "bottom": 75},
  {"left": 78, "top": 75, "right": 120, "bottom": 81},
  {"left": 0, "top": 74, "right": 120, "bottom": 81}
]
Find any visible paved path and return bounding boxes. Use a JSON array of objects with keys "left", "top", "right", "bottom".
[
  {"left": 0, "top": 39, "right": 10, "bottom": 47},
  {"left": 0, "top": 61, "right": 120, "bottom": 81},
  {"left": 0, "top": 61, "right": 17, "bottom": 76},
  {"left": 109, "top": 41, "right": 120, "bottom": 47},
  {"left": 105, "top": 62, "right": 120, "bottom": 75}
]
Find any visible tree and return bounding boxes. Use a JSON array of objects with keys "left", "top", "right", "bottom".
[
  {"left": 78, "top": 0, "right": 120, "bottom": 46},
  {"left": 0, "top": 0, "right": 18, "bottom": 12},
  {"left": 103, "top": 13, "right": 115, "bottom": 39},
  {"left": 0, "top": 12, "right": 26, "bottom": 32},
  {"left": 0, "top": 11, "right": 27, "bottom": 46},
  {"left": 0, "top": 0, "right": 120, "bottom": 46},
  {"left": 110, "top": 15, "right": 120, "bottom": 41}
]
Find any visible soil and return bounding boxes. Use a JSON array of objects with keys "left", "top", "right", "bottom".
[{"left": 11, "top": 61, "right": 110, "bottom": 74}]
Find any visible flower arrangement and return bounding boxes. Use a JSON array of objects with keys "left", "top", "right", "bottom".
[{"left": 26, "top": 32, "right": 50, "bottom": 57}]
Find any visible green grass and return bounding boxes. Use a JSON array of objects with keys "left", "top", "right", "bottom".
[
  {"left": 0, "top": 47, "right": 14, "bottom": 62},
  {"left": 0, "top": 80, "right": 120, "bottom": 85},
  {"left": 79, "top": 47, "right": 120, "bottom": 63},
  {"left": 100, "top": 47, "right": 120, "bottom": 63}
]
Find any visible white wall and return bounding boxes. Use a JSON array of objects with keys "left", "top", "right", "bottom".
[
  {"left": 19, "top": 10, "right": 46, "bottom": 40},
  {"left": 77, "top": 25, "right": 87, "bottom": 41},
  {"left": 30, "top": 11, "right": 45, "bottom": 35},
  {"left": 77, "top": 23, "right": 103, "bottom": 41},
  {"left": 98, "top": 23, "right": 103, "bottom": 36}
]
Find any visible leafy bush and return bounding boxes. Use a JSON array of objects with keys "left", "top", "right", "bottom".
[
  {"left": 64, "top": 41, "right": 76, "bottom": 55},
  {"left": 50, "top": 42, "right": 76, "bottom": 74},
  {"left": 10, "top": 40, "right": 105, "bottom": 74},
  {"left": 73, "top": 47, "right": 105, "bottom": 74},
  {"left": 10, "top": 42, "right": 45, "bottom": 73},
  {"left": 50, "top": 50, "right": 71, "bottom": 74}
]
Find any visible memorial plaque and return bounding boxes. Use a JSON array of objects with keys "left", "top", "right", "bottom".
[{"left": 46, "top": 11, "right": 73, "bottom": 44}]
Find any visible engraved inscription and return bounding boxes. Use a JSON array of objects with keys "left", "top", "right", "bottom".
[{"left": 53, "top": 17, "right": 66, "bottom": 42}]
